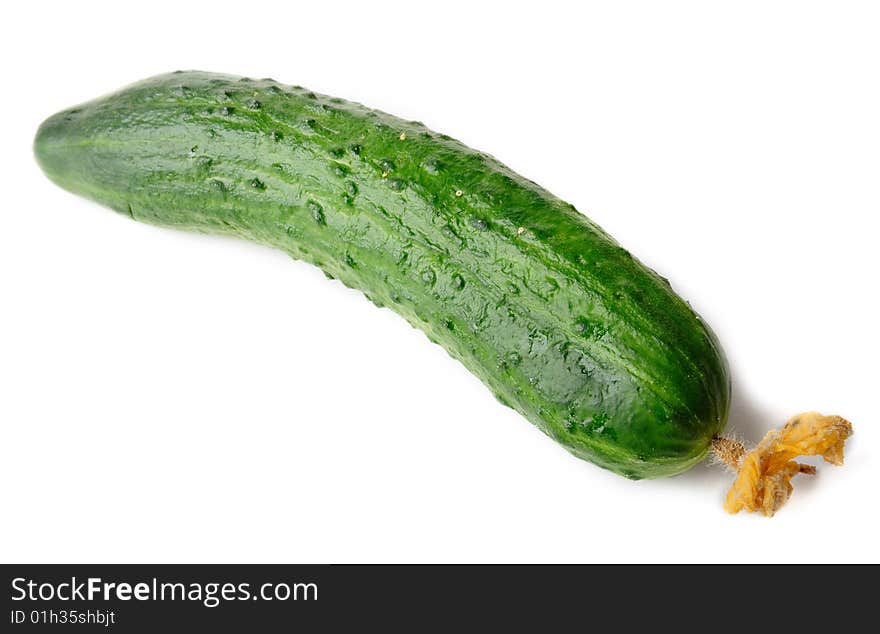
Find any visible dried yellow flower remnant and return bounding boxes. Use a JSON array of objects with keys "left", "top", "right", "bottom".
[
  {"left": 722, "top": 412, "right": 853, "bottom": 517},
  {"left": 711, "top": 436, "right": 747, "bottom": 470}
]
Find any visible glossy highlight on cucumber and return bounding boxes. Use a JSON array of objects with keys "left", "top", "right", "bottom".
[{"left": 34, "top": 71, "right": 730, "bottom": 479}]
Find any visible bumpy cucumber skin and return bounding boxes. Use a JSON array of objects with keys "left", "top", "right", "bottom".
[{"left": 34, "top": 71, "right": 730, "bottom": 479}]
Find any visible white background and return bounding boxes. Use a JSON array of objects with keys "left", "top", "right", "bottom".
[{"left": 1, "top": 1, "right": 877, "bottom": 564}]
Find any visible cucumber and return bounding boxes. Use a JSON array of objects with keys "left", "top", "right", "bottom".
[{"left": 34, "top": 71, "right": 730, "bottom": 479}]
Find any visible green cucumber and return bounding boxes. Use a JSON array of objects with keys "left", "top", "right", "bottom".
[{"left": 34, "top": 71, "right": 730, "bottom": 479}]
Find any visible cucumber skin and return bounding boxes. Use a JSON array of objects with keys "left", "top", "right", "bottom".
[{"left": 34, "top": 71, "right": 730, "bottom": 479}]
